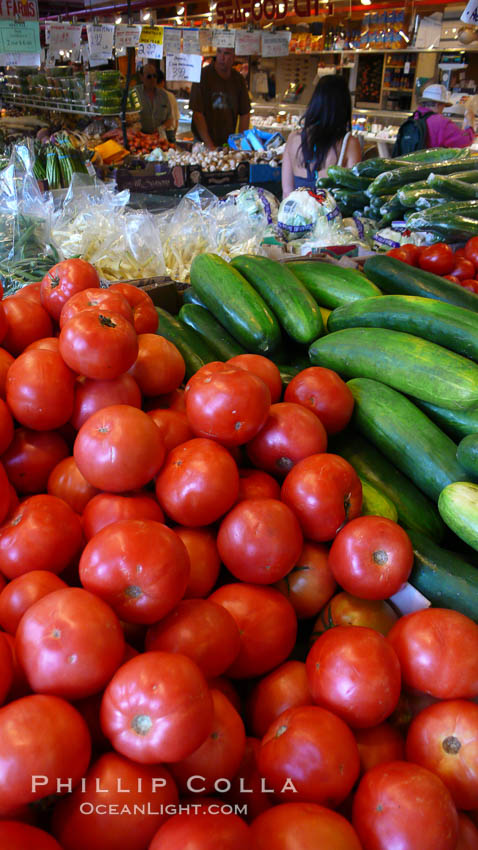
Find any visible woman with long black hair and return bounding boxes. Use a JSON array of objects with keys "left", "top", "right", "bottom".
[{"left": 281, "top": 74, "right": 361, "bottom": 197}]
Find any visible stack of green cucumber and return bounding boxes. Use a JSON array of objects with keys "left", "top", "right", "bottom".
[{"left": 155, "top": 250, "right": 478, "bottom": 619}]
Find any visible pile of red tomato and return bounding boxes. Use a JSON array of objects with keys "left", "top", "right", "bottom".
[
  {"left": 387, "top": 237, "right": 478, "bottom": 293},
  {"left": 0, "top": 258, "right": 477, "bottom": 850}
]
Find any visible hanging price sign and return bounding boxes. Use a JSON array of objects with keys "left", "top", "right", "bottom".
[
  {"left": 49, "top": 22, "right": 82, "bottom": 53},
  {"left": 166, "top": 52, "right": 202, "bottom": 81},
  {"left": 137, "top": 25, "right": 164, "bottom": 59},
  {"left": 86, "top": 23, "right": 115, "bottom": 60},
  {"left": 115, "top": 24, "right": 141, "bottom": 49}
]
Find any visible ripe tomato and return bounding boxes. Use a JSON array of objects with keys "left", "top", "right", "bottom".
[
  {"left": 224, "top": 737, "right": 273, "bottom": 821},
  {"left": 311, "top": 591, "right": 399, "bottom": 640},
  {"left": 352, "top": 761, "right": 458, "bottom": 850},
  {"left": 226, "top": 353, "right": 282, "bottom": 403},
  {"left": 0, "top": 694, "right": 91, "bottom": 815},
  {"left": 128, "top": 334, "right": 185, "bottom": 396},
  {"left": 100, "top": 651, "right": 213, "bottom": 763},
  {"left": 59, "top": 288, "right": 134, "bottom": 328},
  {"left": 0, "top": 633, "right": 13, "bottom": 706},
  {"left": 387, "top": 246, "right": 415, "bottom": 265},
  {"left": 284, "top": 366, "right": 354, "bottom": 434},
  {"left": 10, "top": 280, "right": 42, "bottom": 304},
  {"left": 306, "top": 625, "right": 401, "bottom": 728},
  {"left": 354, "top": 722, "right": 405, "bottom": 775},
  {"left": 258, "top": 704, "right": 360, "bottom": 806},
  {"left": 246, "top": 660, "right": 313, "bottom": 738},
  {"left": 247, "top": 402, "right": 327, "bottom": 477},
  {"left": 0, "top": 473, "right": 16, "bottom": 525},
  {"left": 156, "top": 438, "right": 239, "bottom": 526},
  {"left": 0, "top": 494, "right": 83, "bottom": 579},
  {"left": 0, "top": 822, "right": 63, "bottom": 850},
  {"left": 456, "top": 814, "right": 478, "bottom": 850},
  {"left": 82, "top": 491, "right": 164, "bottom": 540},
  {"left": 275, "top": 541, "right": 337, "bottom": 619},
  {"left": 406, "top": 699, "right": 478, "bottom": 809},
  {"left": 444, "top": 275, "right": 460, "bottom": 284},
  {"left": 418, "top": 243, "right": 455, "bottom": 276},
  {"left": 59, "top": 310, "right": 138, "bottom": 381},
  {"left": 147, "top": 408, "right": 193, "bottom": 454},
  {"left": 236, "top": 468, "right": 280, "bottom": 502},
  {"left": 79, "top": 519, "right": 190, "bottom": 625},
  {"left": 108, "top": 282, "right": 158, "bottom": 334},
  {"left": 0, "top": 570, "right": 66, "bottom": 636},
  {"left": 0, "top": 397, "right": 13, "bottom": 454},
  {"left": 149, "top": 808, "right": 249, "bottom": 850},
  {"left": 71, "top": 373, "right": 142, "bottom": 431},
  {"left": 0, "top": 348, "right": 14, "bottom": 398},
  {"left": 74, "top": 404, "right": 165, "bottom": 492},
  {"left": 250, "top": 802, "right": 363, "bottom": 850},
  {"left": 217, "top": 498, "right": 303, "bottom": 584},
  {"left": 328, "top": 515, "right": 414, "bottom": 600},
  {"left": 464, "top": 236, "right": 478, "bottom": 269},
  {"left": 51, "top": 752, "right": 178, "bottom": 850},
  {"left": 47, "top": 455, "right": 99, "bottom": 513},
  {"left": 175, "top": 526, "right": 221, "bottom": 598},
  {"left": 6, "top": 349, "right": 76, "bottom": 431},
  {"left": 2, "top": 427, "right": 69, "bottom": 495},
  {"left": 399, "top": 243, "right": 421, "bottom": 266},
  {"left": 281, "top": 453, "right": 362, "bottom": 542},
  {"left": 16, "top": 587, "right": 125, "bottom": 700},
  {"left": 185, "top": 362, "right": 271, "bottom": 446},
  {"left": 169, "top": 688, "right": 246, "bottom": 793},
  {"left": 387, "top": 608, "right": 478, "bottom": 699},
  {"left": 145, "top": 599, "right": 240, "bottom": 677},
  {"left": 210, "top": 583, "right": 297, "bottom": 679},
  {"left": 2, "top": 297, "right": 53, "bottom": 357},
  {"left": 451, "top": 257, "right": 476, "bottom": 282},
  {"left": 461, "top": 278, "right": 478, "bottom": 293},
  {"left": 0, "top": 303, "right": 5, "bottom": 346},
  {"left": 40, "top": 259, "right": 100, "bottom": 321}
]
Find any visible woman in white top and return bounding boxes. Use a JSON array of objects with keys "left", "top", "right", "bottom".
[{"left": 281, "top": 74, "right": 362, "bottom": 198}]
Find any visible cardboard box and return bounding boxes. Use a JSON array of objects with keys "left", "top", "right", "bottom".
[
  {"left": 187, "top": 161, "right": 249, "bottom": 187},
  {"left": 102, "top": 276, "right": 181, "bottom": 313},
  {"left": 115, "top": 164, "right": 186, "bottom": 193}
]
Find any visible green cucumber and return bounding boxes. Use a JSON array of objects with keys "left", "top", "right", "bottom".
[
  {"left": 414, "top": 195, "right": 448, "bottom": 211},
  {"left": 287, "top": 261, "right": 381, "bottom": 309},
  {"left": 438, "top": 482, "right": 478, "bottom": 552},
  {"left": 190, "top": 253, "right": 282, "bottom": 355},
  {"left": 368, "top": 158, "right": 478, "bottom": 197},
  {"left": 412, "top": 199, "right": 478, "bottom": 220},
  {"left": 347, "top": 377, "right": 471, "bottom": 501},
  {"left": 396, "top": 147, "right": 474, "bottom": 164},
  {"left": 230, "top": 255, "right": 323, "bottom": 345},
  {"left": 359, "top": 476, "right": 398, "bottom": 522},
  {"left": 405, "top": 213, "right": 478, "bottom": 243},
  {"left": 378, "top": 194, "right": 405, "bottom": 227},
  {"left": 331, "top": 431, "right": 444, "bottom": 540},
  {"left": 278, "top": 364, "right": 305, "bottom": 387},
  {"left": 353, "top": 158, "right": 409, "bottom": 178},
  {"left": 155, "top": 307, "right": 217, "bottom": 379},
  {"left": 406, "top": 529, "right": 478, "bottom": 622},
  {"left": 427, "top": 174, "right": 478, "bottom": 201},
  {"left": 417, "top": 400, "right": 478, "bottom": 441},
  {"left": 327, "top": 295, "right": 478, "bottom": 363},
  {"left": 316, "top": 176, "right": 334, "bottom": 188},
  {"left": 182, "top": 287, "right": 208, "bottom": 308},
  {"left": 327, "top": 165, "right": 372, "bottom": 191},
  {"left": 363, "top": 255, "right": 478, "bottom": 312},
  {"left": 332, "top": 188, "right": 368, "bottom": 216},
  {"left": 457, "top": 434, "right": 478, "bottom": 478},
  {"left": 178, "top": 303, "right": 246, "bottom": 360},
  {"left": 397, "top": 182, "right": 433, "bottom": 207},
  {"left": 309, "top": 327, "right": 478, "bottom": 411}
]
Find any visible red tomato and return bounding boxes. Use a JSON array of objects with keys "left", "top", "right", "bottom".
[
  {"left": 185, "top": 362, "right": 271, "bottom": 446},
  {"left": 456, "top": 814, "right": 478, "bottom": 850},
  {"left": 156, "top": 438, "right": 239, "bottom": 526},
  {"left": 387, "top": 608, "right": 478, "bottom": 699},
  {"left": 51, "top": 752, "right": 178, "bottom": 850},
  {"left": 352, "top": 761, "right": 459, "bottom": 850},
  {"left": 0, "top": 347, "right": 14, "bottom": 399},
  {"left": 284, "top": 366, "right": 354, "bottom": 434},
  {"left": 2, "top": 297, "right": 53, "bottom": 356},
  {"left": 418, "top": 242, "right": 455, "bottom": 276},
  {"left": 0, "top": 570, "right": 66, "bottom": 635},
  {"left": 82, "top": 491, "right": 164, "bottom": 540},
  {"left": 464, "top": 235, "right": 478, "bottom": 269},
  {"left": 455, "top": 247, "right": 467, "bottom": 262},
  {"left": 0, "top": 822, "right": 63, "bottom": 850},
  {"left": 0, "top": 694, "right": 91, "bottom": 815},
  {"left": 0, "top": 494, "right": 83, "bottom": 579},
  {"left": 217, "top": 498, "right": 303, "bottom": 584},
  {"left": 247, "top": 660, "right": 313, "bottom": 739},
  {"left": 0, "top": 397, "right": 13, "bottom": 454},
  {"left": 0, "top": 633, "right": 13, "bottom": 706},
  {"left": 25, "top": 336, "right": 60, "bottom": 352},
  {"left": 236, "top": 468, "right": 280, "bottom": 502},
  {"left": 247, "top": 402, "right": 327, "bottom": 477},
  {"left": 1, "top": 476, "right": 17, "bottom": 524},
  {"left": 175, "top": 526, "right": 221, "bottom": 598},
  {"left": 71, "top": 373, "right": 142, "bottom": 432},
  {"left": 274, "top": 541, "right": 337, "bottom": 619},
  {"left": 226, "top": 353, "right": 282, "bottom": 403},
  {"left": 6, "top": 349, "right": 76, "bottom": 431},
  {"left": 208, "top": 676, "right": 241, "bottom": 713},
  {"left": 250, "top": 802, "right": 363, "bottom": 850},
  {"left": 354, "top": 722, "right": 405, "bottom": 775},
  {"left": 461, "top": 278, "right": 478, "bottom": 293},
  {"left": 11, "top": 280, "right": 42, "bottom": 304},
  {"left": 40, "top": 259, "right": 100, "bottom": 321},
  {"left": 328, "top": 515, "right": 414, "bottom": 600},
  {"left": 406, "top": 699, "right": 478, "bottom": 809},
  {"left": 399, "top": 243, "right": 421, "bottom": 266},
  {"left": 59, "top": 287, "right": 134, "bottom": 328},
  {"left": 149, "top": 807, "right": 249, "bottom": 850},
  {"left": 155, "top": 387, "right": 186, "bottom": 411},
  {"left": 108, "top": 282, "right": 158, "bottom": 334},
  {"left": 210, "top": 584, "right": 297, "bottom": 679},
  {"left": 147, "top": 408, "right": 194, "bottom": 454},
  {"left": 170, "top": 688, "right": 246, "bottom": 793},
  {"left": 16, "top": 587, "right": 125, "bottom": 700},
  {"left": 59, "top": 310, "right": 138, "bottom": 381},
  {"left": 100, "top": 651, "right": 213, "bottom": 763},
  {"left": 0, "top": 302, "right": 6, "bottom": 345},
  {"left": 74, "top": 404, "right": 165, "bottom": 492},
  {"left": 145, "top": 599, "right": 240, "bottom": 677},
  {"left": 312, "top": 591, "right": 399, "bottom": 640},
  {"left": 47, "top": 455, "right": 99, "bottom": 513},
  {"left": 281, "top": 453, "right": 362, "bottom": 542},
  {"left": 451, "top": 257, "right": 476, "bottom": 282},
  {"left": 2, "top": 427, "right": 69, "bottom": 495},
  {"left": 258, "top": 704, "right": 360, "bottom": 806},
  {"left": 128, "top": 334, "right": 185, "bottom": 396},
  {"left": 443, "top": 274, "right": 460, "bottom": 284},
  {"left": 306, "top": 625, "right": 401, "bottom": 728},
  {"left": 386, "top": 246, "right": 416, "bottom": 265}
]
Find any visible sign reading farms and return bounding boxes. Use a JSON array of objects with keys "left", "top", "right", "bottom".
[
  {"left": 0, "top": 0, "right": 38, "bottom": 20},
  {"left": 216, "top": 0, "right": 320, "bottom": 24}
]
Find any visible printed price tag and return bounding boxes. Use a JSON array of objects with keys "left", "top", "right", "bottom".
[
  {"left": 212, "top": 28, "right": 236, "bottom": 48},
  {"left": 86, "top": 23, "right": 115, "bottom": 60},
  {"left": 182, "top": 27, "right": 200, "bottom": 54},
  {"left": 234, "top": 29, "right": 261, "bottom": 55},
  {"left": 163, "top": 26, "right": 181, "bottom": 54},
  {"left": 166, "top": 52, "right": 202, "bottom": 82},
  {"left": 115, "top": 24, "right": 141, "bottom": 49},
  {"left": 261, "top": 31, "right": 291, "bottom": 57}
]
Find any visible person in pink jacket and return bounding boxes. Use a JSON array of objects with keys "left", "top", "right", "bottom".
[{"left": 414, "top": 83, "right": 475, "bottom": 148}]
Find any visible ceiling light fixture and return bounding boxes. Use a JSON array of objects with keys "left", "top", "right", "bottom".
[
  {"left": 115, "top": 15, "right": 122, "bottom": 23},
  {"left": 360, "top": 0, "right": 371, "bottom": 5},
  {"left": 177, "top": 5, "right": 185, "bottom": 13},
  {"left": 399, "top": 30, "right": 409, "bottom": 42},
  {"left": 142, "top": 9, "right": 151, "bottom": 20}
]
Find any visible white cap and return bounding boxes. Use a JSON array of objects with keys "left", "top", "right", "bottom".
[{"left": 421, "top": 83, "right": 453, "bottom": 106}]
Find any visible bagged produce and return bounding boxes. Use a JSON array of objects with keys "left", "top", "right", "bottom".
[
  {"left": 277, "top": 188, "right": 341, "bottom": 242},
  {"left": 231, "top": 185, "right": 280, "bottom": 226}
]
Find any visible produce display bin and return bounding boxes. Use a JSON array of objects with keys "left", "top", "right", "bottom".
[
  {"left": 115, "top": 164, "right": 187, "bottom": 194},
  {"left": 249, "top": 163, "right": 281, "bottom": 184},
  {"left": 103, "top": 276, "right": 181, "bottom": 313},
  {"left": 187, "top": 161, "right": 249, "bottom": 188}
]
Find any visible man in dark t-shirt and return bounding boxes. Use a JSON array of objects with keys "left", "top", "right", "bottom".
[{"left": 189, "top": 48, "right": 251, "bottom": 149}]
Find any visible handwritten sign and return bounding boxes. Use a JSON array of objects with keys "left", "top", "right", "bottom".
[
  {"left": 86, "top": 23, "right": 115, "bottom": 60},
  {"left": 163, "top": 26, "right": 181, "bottom": 53},
  {"left": 261, "top": 30, "right": 291, "bottom": 56},
  {"left": 182, "top": 27, "right": 200, "bottom": 54},
  {"left": 0, "top": 0, "right": 38, "bottom": 21},
  {"left": 199, "top": 28, "right": 212, "bottom": 52},
  {"left": 138, "top": 25, "right": 164, "bottom": 59},
  {"left": 115, "top": 24, "right": 141, "bottom": 49},
  {"left": 461, "top": 0, "right": 478, "bottom": 23},
  {"left": 234, "top": 29, "right": 261, "bottom": 55},
  {"left": 166, "top": 53, "right": 202, "bottom": 82},
  {"left": 0, "top": 19, "right": 40, "bottom": 53},
  {"left": 212, "top": 28, "right": 236, "bottom": 48},
  {"left": 49, "top": 22, "right": 82, "bottom": 53},
  {"left": 0, "top": 50, "right": 40, "bottom": 65}
]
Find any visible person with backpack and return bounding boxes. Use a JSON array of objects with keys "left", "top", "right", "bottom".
[{"left": 393, "top": 83, "right": 475, "bottom": 157}]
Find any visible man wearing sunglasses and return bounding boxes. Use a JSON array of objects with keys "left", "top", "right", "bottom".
[{"left": 136, "top": 62, "right": 172, "bottom": 136}]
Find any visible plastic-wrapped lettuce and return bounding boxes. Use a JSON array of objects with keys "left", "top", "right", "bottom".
[
  {"left": 230, "top": 185, "right": 280, "bottom": 226},
  {"left": 372, "top": 226, "right": 431, "bottom": 252},
  {"left": 277, "top": 188, "right": 341, "bottom": 242}
]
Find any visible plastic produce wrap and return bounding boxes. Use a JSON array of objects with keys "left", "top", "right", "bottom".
[
  {"left": 229, "top": 185, "right": 280, "bottom": 226},
  {"left": 372, "top": 226, "right": 431, "bottom": 252},
  {"left": 277, "top": 188, "right": 341, "bottom": 243}
]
